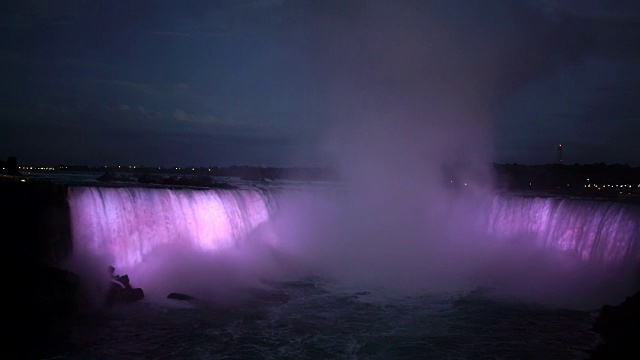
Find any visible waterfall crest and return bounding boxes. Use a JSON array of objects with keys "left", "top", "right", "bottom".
[
  {"left": 68, "top": 186, "right": 281, "bottom": 268},
  {"left": 68, "top": 186, "right": 640, "bottom": 272},
  {"left": 483, "top": 195, "right": 640, "bottom": 267}
]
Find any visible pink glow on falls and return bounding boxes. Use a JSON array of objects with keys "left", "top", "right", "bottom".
[
  {"left": 68, "top": 186, "right": 278, "bottom": 269},
  {"left": 66, "top": 186, "right": 640, "bottom": 308},
  {"left": 482, "top": 196, "right": 640, "bottom": 266}
]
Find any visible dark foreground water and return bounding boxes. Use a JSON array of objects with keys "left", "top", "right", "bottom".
[
  {"left": 30, "top": 180, "right": 627, "bottom": 359},
  {"left": 47, "top": 278, "right": 600, "bottom": 360}
]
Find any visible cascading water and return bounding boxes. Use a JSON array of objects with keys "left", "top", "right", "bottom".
[
  {"left": 482, "top": 195, "right": 640, "bottom": 267},
  {"left": 68, "top": 186, "right": 283, "bottom": 269},
  {"left": 68, "top": 186, "right": 640, "bottom": 274},
  {"left": 62, "top": 185, "right": 640, "bottom": 359}
]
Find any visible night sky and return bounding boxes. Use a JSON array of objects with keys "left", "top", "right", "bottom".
[{"left": 1, "top": 0, "right": 639, "bottom": 167}]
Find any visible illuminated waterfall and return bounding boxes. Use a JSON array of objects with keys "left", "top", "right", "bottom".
[
  {"left": 68, "top": 186, "right": 640, "bottom": 271},
  {"left": 483, "top": 195, "right": 640, "bottom": 267},
  {"left": 68, "top": 186, "right": 281, "bottom": 269}
]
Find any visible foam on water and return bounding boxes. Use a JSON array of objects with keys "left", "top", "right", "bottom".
[
  {"left": 55, "top": 185, "right": 640, "bottom": 359},
  {"left": 66, "top": 186, "right": 640, "bottom": 310},
  {"left": 62, "top": 277, "right": 600, "bottom": 360}
]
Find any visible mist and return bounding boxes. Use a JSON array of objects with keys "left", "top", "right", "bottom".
[
  {"left": 267, "top": 1, "right": 634, "bottom": 309},
  {"left": 279, "top": 1, "right": 499, "bottom": 291},
  {"left": 64, "top": 1, "right": 637, "bottom": 312}
]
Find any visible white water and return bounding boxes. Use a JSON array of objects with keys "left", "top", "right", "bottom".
[
  {"left": 68, "top": 187, "right": 280, "bottom": 268},
  {"left": 483, "top": 196, "right": 640, "bottom": 266},
  {"left": 66, "top": 186, "right": 640, "bottom": 310}
]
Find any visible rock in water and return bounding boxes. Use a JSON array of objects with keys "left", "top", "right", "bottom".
[
  {"left": 167, "top": 292, "right": 195, "bottom": 301},
  {"left": 591, "top": 290, "right": 640, "bottom": 358}
]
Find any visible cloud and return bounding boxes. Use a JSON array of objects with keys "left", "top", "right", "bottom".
[
  {"left": 89, "top": 79, "right": 155, "bottom": 94},
  {"left": 3, "top": 0, "right": 638, "bottom": 167},
  {"left": 171, "top": 108, "right": 239, "bottom": 126},
  {"left": 137, "top": 106, "right": 160, "bottom": 117},
  {"left": 173, "top": 109, "right": 188, "bottom": 121},
  {"left": 149, "top": 31, "right": 192, "bottom": 37},
  {"left": 243, "top": 0, "right": 285, "bottom": 9},
  {"left": 174, "top": 83, "right": 190, "bottom": 93}
]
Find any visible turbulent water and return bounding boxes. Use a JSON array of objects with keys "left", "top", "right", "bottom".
[
  {"left": 60, "top": 279, "right": 599, "bottom": 360},
  {"left": 483, "top": 195, "right": 640, "bottom": 266},
  {"left": 55, "top": 185, "right": 640, "bottom": 359}
]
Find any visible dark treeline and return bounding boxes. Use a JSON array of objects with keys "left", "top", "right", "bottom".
[
  {"left": 44, "top": 164, "right": 339, "bottom": 182},
  {"left": 492, "top": 163, "right": 640, "bottom": 197},
  {"left": 8, "top": 157, "right": 640, "bottom": 196},
  {"left": 41, "top": 163, "right": 640, "bottom": 182},
  {"left": 0, "top": 156, "right": 20, "bottom": 176}
]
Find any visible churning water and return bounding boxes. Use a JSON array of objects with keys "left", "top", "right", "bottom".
[
  {"left": 61, "top": 278, "right": 599, "bottom": 360},
  {"left": 55, "top": 185, "right": 640, "bottom": 359}
]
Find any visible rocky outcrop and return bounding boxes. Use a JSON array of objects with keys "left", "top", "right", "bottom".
[
  {"left": 106, "top": 283, "right": 145, "bottom": 304},
  {"left": 591, "top": 290, "right": 640, "bottom": 359},
  {"left": 106, "top": 267, "right": 145, "bottom": 304},
  {"left": 167, "top": 292, "right": 196, "bottom": 301},
  {"left": 25, "top": 264, "right": 81, "bottom": 359}
]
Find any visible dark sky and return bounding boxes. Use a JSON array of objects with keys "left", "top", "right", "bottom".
[{"left": 1, "top": 0, "right": 639, "bottom": 167}]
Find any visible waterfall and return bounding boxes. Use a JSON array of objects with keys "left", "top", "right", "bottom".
[
  {"left": 68, "top": 186, "right": 282, "bottom": 269},
  {"left": 67, "top": 186, "right": 640, "bottom": 273},
  {"left": 483, "top": 195, "right": 640, "bottom": 267}
]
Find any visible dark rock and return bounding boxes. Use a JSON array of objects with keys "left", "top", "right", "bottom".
[
  {"left": 167, "top": 292, "right": 196, "bottom": 301},
  {"left": 591, "top": 290, "right": 640, "bottom": 359},
  {"left": 25, "top": 264, "right": 81, "bottom": 359},
  {"left": 106, "top": 266, "right": 144, "bottom": 304},
  {"left": 106, "top": 284, "right": 145, "bottom": 304},
  {"left": 115, "top": 274, "right": 132, "bottom": 288}
]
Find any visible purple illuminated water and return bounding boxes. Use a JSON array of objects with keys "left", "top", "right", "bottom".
[
  {"left": 69, "top": 187, "right": 281, "bottom": 269},
  {"left": 67, "top": 186, "right": 639, "bottom": 305},
  {"left": 60, "top": 185, "right": 640, "bottom": 359},
  {"left": 69, "top": 187, "right": 640, "bottom": 270},
  {"left": 482, "top": 196, "right": 640, "bottom": 266}
]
